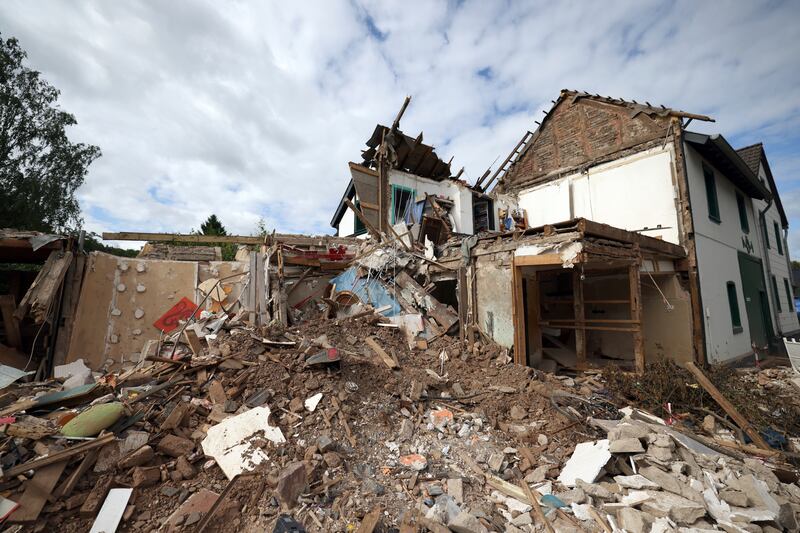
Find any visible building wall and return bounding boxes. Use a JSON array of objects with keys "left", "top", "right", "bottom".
[
  {"left": 685, "top": 144, "right": 764, "bottom": 362},
  {"left": 751, "top": 164, "right": 800, "bottom": 335},
  {"left": 389, "top": 170, "right": 475, "bottom": 234},
  {"left": 517, "top": 147, "right": 682, "bottom": 244},
  {"left": 474, "top": 252, "right": 515, "bottom": 347}
]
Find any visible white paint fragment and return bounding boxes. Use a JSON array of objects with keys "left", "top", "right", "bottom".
[
  {"left": 116, "top": 283, "right": 126, "bottom": 292},
  {"left": 304, "top": 393, "right": 323, "bottom": 412},
  {"left": 136, "top": 283, "right": 146, "bottom": 293},
  {"left": 557, "top": 439, "right": 611, "bottom": 487},
  {"left": 201, "top": 406, "right": 285, "bottom": 480}
]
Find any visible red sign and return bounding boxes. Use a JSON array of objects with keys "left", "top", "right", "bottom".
[{"left": 153, "top": 297, "right": 200, "bottom": 333}]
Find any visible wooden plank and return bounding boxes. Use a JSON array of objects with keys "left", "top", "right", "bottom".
[
  {"left": 53, "top": 448, "right": 99, "bottom": 499},
  {"left": 101, "top": 231, "right": 358, "bottom": 247},
  {"left": 344, "top": 198, "right": 381, "bottom": 239},
  {"left": 539, "top": 322, "right": 639, "bottom": 333},
  {"left": 517, "top": 476, "right": 555, "bottom": 533},
  {"left": 53, "top": 253, "right": 86, "bottom": 366},
  {"left": 15, "top": 250, "right": 73, "bottom": 323},
  {"left": 573, "top": 270, "right": 586, "bottom": 370},
  {"left": 2, "top": 433, "right": 115, "bottom": 479},
  {"left": 365, "top": 337, "right": 398, "bottom": 369},
  {"left": 7, "top": 460, "right": 68, "bottom": 523},
  {"left": 184, "top": 329, "right": 203, "bottom": 357},
  {"left": 526, "top": 274, "right": 542, "bottom": 367},
  {"left": 0, "top": 295, "right": 22, "bottom": 349},
  {"left": 511, "top": 263, "right": 526, "bottom": 365},
  {"left": 685, "top": 362, "right": 770, "bottom": 449},
  {"left": 513, "top": 254, "right": 569, "bottom": 267},
  {"left": 630, "top": 262, "right": 645, "bottom": 373},
  {"left": 356, "top": 506, "right": 382, "bottom": 533}
]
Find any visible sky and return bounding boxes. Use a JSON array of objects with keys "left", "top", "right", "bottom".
[{"left": 2, "top": 1, "right": 800, "bottom": 254}]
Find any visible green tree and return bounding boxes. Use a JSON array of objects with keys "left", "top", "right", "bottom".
[
  {"left": 0, "top": 34, "right": 100, "bottom": 232},
  {"left": 199, "top": 214, "right": 227, "bottom": 236}
]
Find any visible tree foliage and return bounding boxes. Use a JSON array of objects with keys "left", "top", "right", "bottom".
[
  {"left": 0, "top": 34, "right": 100, "bottom": 232},
  {"left": 199, "top": 214, "right": 227, "bottom": 236}
]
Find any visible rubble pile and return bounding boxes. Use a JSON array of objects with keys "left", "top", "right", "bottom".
[{"left": 1, "top": 240, "right": 799, "bottom": 533}]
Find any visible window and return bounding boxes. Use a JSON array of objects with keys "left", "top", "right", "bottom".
[
  {"left": 763, "top": 219, "right": 771, "bottom": 249},
  {"left": 391, "top": 185, "right": 415, "bottom": 224},
  {"left": 726, "top": 282, "right": 742, "bottom": 334},
  {"left": 736, "top": 192, "right": 749, "bottom": 233},
  {"left": 353, "top": 200, "right": 366, "bottom": 236},
  {"left": 774, "top": 221, "right": 783, "bottom": 255},
  {"left": 772, "top": 275, "right": 782, "bottom": 312},
  {"left": 703, "top": 164, "right": 720, "bottom": 222},
  {"left": 784, "top": 278, "right": 793, "bottom": 314}
]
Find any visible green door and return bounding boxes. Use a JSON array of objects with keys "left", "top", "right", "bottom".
[{"left": 737, "top": 253, "right": 773, "bottom": 347}]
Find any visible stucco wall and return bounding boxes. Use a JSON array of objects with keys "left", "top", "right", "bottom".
[
  {"left": 685, "top": 144, "right": 764, "bottom": 362},
  {"left": 517, "top": 147, "right": 681, "bottom": 244},
  {"left": 474, "top": 252, "right": 515, "bottom": 347},
  {"left": 389, "top": 170, "right": 475, "bottom": 234}
]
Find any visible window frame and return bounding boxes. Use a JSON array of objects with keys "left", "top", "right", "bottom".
[
  {"left": 735, "top": 191, "right": 749, "bottom": 233},
  {"left": 774, "top": 222, "right": 783, "bottom": 255},
  {"left": 772, "top": 275, "right": 782, "bottom": 313},
  {"left": 353, "top": 199, "right": 367, "bottom": 236},
  {"left": 763, "top": 219, "right": 771, "bottom": 249},
  {"left": 703, "top": 164, "right": 721, "bottom": 223},
  {"left": 726, "top": 281, "right": 743, "bottom": 334},
  {"left": 390, "top": 184, "right": 415, "bottom": 225},
  {"left": 784, "top": 278, "right": 793, "bottom": 315}
]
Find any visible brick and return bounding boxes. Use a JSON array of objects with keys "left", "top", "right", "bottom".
[
  {"left": 119, "top": 445, "right": 154, "bottom": 468},
  {"left": 157, "top": 434, "right": 194, "bottom": 457},
  {"left": 132, "top": 466, "right": 160, "bottom": 488},
  {"left": 276, "top": 462, "right": 306, "bottom": 508}
]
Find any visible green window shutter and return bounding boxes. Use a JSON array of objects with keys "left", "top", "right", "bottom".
[
  {"left": 703, "top": 165, "right": 720, "bottom": 222},
  {"left": 774, "top": 222, "right": 783, "bottom": 255},
  {"left": 784, "top": 278, "right": 793, "bottom": 312},
  {"left": 763, "top": 219, "right": 771, "bottom": 249},
  {"left": 726, "top": 282, "right": 742, "bottom": 333},
  {"left": 772, "top": 275, "right": 782, "bottom": 312},
  {"left": 736, "top": 192, "right": 749, "bottom": 233}
]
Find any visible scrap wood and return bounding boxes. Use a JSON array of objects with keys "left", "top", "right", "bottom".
[
  {"left": 183, "top": 328, "right": 204, "bottom": 356},
  {"left": 14, "top": 250, "right": 73, "bottom": 323},
  {"left": 356, "top": 506, "right": 383, "bottom": 533},
  {"left": 88, "top": 487, "right": 132, "bottom": 533},
  {"left": 685, "top": 362, "right": 771, "bottom": 450},
  {"left": 587, "top": 506, "right": 613, "bottom": 533},
  {"left": 517, "top": 475, "right": 555, "bottom": 533},
  {"left": 365, "top": 336, "right": 399, "bottom": 369},
  {"left": 2, "top": 433, "right": 115, "bottom": 479},
  {"left": 6, "top": 459, "right": 68, "bottom": 523},
  {"left": 52, "top": 448, "right": 99, "bottom": 499}
]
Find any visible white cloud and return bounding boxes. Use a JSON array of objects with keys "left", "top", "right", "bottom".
[{"left": 1, "top": 0, "right": 799, "bottom": 253}]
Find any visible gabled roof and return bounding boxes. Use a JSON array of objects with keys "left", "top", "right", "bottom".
[
  {"left": 559, "top": 90, "right": 715, "bottom": 123},
  {"left": 735, "top": 143, "right": 788, "bottom": 227},
  {"left": 684, "top": 132, "right": 770, "bottom": 201}
]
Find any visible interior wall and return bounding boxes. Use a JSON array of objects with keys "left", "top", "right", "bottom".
[
  {"left": 642, "top": 273, "right": 693, "bottom": 364},
  {"left": 474, "top": 252, "right": 514, "bottom": 347}
]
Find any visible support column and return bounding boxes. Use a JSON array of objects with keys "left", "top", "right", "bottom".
[
  {"left": 629, "top": 261, "right": 645, "bottom": 373},
  {"left": 526, "top": 274, "right": 542, "bottom": 367},
  {"left": 512, "top": 261, "right": 526, "bottom": 365},
  {"left": 573, "top": 269, "right": 586, "bottom": 370}
]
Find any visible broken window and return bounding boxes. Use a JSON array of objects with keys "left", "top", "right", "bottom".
[
  {"left": 472, "top": 195, "right": 495, "bottom": 233},
  {"left": 736, "top": 191, "right": 749, "bottom": 233},
  {"left": 354, "top": 200, "right": 367, "bottom": 236},
  {"left": 703, "top": 164, "right": 720, "bottom": 223},
  {"left": 726, "top": 281, "right": 742, "bottom": 333},
  {"left": 391, "top": 185, "right": 415, "bottom": 224},
  {"left": 784, "top": 277, "right": 793, "bottom": 313}
]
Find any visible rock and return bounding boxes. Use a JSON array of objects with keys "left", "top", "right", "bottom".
[
  {"left": 161, "top": 486, "right": 180, "bottom": 497},
  {"left": 525, "top": 464, "right": 549, "bottom": 483},
  {"left": 448, "top": 510, "right": 488, "bottom": 533},
  {"left": 176, "top": 456, "right": 196, "bottom": 479},
  {"left": 164, "top": 490, "right": 219, "bottom": 528},
  {"left": 399, "top": 419, "right": 414, "bottom": 442},
  {"left": 509, "top": 405, "right": 526, "bottom": 420},
  {"left": 447, "top": 478, "right": 463, "bottom": 503},
  {"left": 576, "top": 479, "right": 614, "bottom": 499},
  {"left": 646, "top": 444, "right": 674, "bottom": 462},
  {"left": 617, "top": 507, "right": 652, "bottom": 533},
  {"left": 288, "top": 397, "right": 304, "bottom": 413},
  {"left": 608, "top": 422, "right": 650, "bottom": 441},
  {"left": 399, "top": 454, "right": 427, "bottom": 471},
  {"left": 639, "top": 465, "right": 682, "bottom": 495},
  {"left": 640, "top": 491, "right": 706, "bottom": 524},
  {"left": 537, "top": 434, "right": 548, "bottom": 446},
  {"left": 702, "top": 414, "right": 716, "bottom": 432},
  {"left": 132, "top": 466, "right": 160, "bottom": 488},
  {"left": 554, "top": 487, "right": 586, "bottom": 505},
  {"left": 323, "top": 451, "right": 342, "bottom": 468},
  {"left": 719, "top": 489, "right": 749, "bottom": 508},
  {"left": 609, "top": 437, "right": 645, "bottom": 453},
  {"left": 276, "top": 462, "right": 307, "bottom": 508},
  {"left": 488, "top": 453, "right": 504, "bottom": 473},
  {"left": 614, "top": 474, "right": 660, "bottom": 489},
  {"left": 361, "top": 479, "right": 385, "bottom": 495},
  {"left": 430, "top": 409, "right": 454, "bottom": 431},
  {"left": 317, "top": 435, "right": 335, "bottom": 453},
  {"left": 157, "top": 434, "right": 194, "bottom": 457},
  {"left": 119, "top": 445, "right": 154, "bottom": 469},
  {"left": 511, "top": 512, "right": 533, "bottom": 526}
]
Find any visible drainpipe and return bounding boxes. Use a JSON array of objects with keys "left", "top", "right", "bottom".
[
  {"left": 782, "top": 226, "right": 797, "bottom": 328},
  {"left": 758, "top": 198, "right": 781, "bottom": 337}
]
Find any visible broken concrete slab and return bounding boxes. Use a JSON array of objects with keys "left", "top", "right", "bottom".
[
  {"left": 609, "top": 437, "right": 645, "bottom": 453},
  {"left": 614, "top": 474, "right": 660, "bottom": 490},
  {"left": 639, "top": 491, "right": 707, "bottom": 524},
  {"left": 201, "top": 406, "right": 285, "bottom": 479},
  {"left": 448, "top": 510, "right": 488, "bottom": 533},
  {"left": 557, "top": 439, "right": 610, "bottom": 487},
  {"left": 276, "top": 462, "right": 307, "bottom": 509}
]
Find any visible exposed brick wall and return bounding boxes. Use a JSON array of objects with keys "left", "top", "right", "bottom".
[{"left": 504, "top": 98, "right": 671, "bottom": 191}]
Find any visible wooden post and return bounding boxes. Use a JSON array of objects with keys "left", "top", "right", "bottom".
[
  {"left": 526, "top": 274, "right": 542, "bottom": 367},
  {"left": 573, "top": 270, "right": 586, "bottom": 369},
  {"left": 629, "top": 262, "right": 645, "bottom": 373},
  {"left": 511, "top": 261, "right": 526, "bottom": 365},
  {"left": 0, "top": 294, "right": 22, "bottom": 349},
  {"left": 344, "top": 198, "right": 381, "bottom": 239}
]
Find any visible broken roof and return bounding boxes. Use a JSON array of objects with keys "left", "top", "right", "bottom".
[
  {"left": 360, "top": 124, "right": 454, "bottom": 181},
  {"left": 559, "top": 90, "right": 715, "bottom": 123},
  {"left": 736, "top": 143, "right": 788, "bottom": 228}
]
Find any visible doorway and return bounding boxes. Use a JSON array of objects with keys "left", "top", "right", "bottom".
[{"left": 737, "top": 252, "right": 773, "bottom": 348}]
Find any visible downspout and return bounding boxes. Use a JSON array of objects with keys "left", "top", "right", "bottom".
[
  {"left": 758, "top": 197, "right": 781, "bottom": 337},
  {"left": 782, "top": 226, "right": 796, "bottom": 329}
]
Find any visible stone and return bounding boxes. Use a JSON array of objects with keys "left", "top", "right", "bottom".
[
  {"left": 525, "top": 464, "right": 549, "bottom": 483},
  {"left": 614, "top": 474, "right": 659, "bottom": 489},
  {"left": 609, "top": 437, "right": 645, "bottom": 453},
  {"left": 719, "top": 489, "right": 749, "bottom": 508},
  {"left": 399, "top": 419, "right": 414, "bottom": 442},
  {"left": 617, "top": 507, "right": 652, "bottom": 533},
  {"left": 640, "top": 491, "right": 706, "bottom": 524},
  {"left": 317, "top": 435, "right": 335, "bottom": 453},
  {"left": 323, "top": 451, "right": 342, "bottom": 468},
  {"left": 157, "top": 434, "right": 194, "bottom": 457},
  {"left": 288, "top": 397, "right": 304, "bottom": 413},
  {"left": 554, "top": 487, "right": 586, "bottom": 505},
  {"left": 164, "top": 489, "right": 219, "bottom": 528},
  {"left": 702, "top": 415, "right": 716, "bottom": 432},
  {"left": 639, "top": 465, "right": 682, "bottom": 495},
  {"left": 132, "top": 466, "right": 160, "bottom": 488},
  {"left": 276, "top": 462, "right": 306, "bottom": 508},
  {"left": 119, "top": 445, "right": 154, "bottom": 468},
  {"left": 647, "top": 444, "right": 674, "bottom": 462},
  {"left": 361, "top": 479, "right": 385, "bottom": 495},
  {"left": 511, "top": 512, "right": 533, "bottom": 526},
  {"left": 608, "top": 422, "right": 650, "bottom": 441},
  {"left": 537, "top": 434, "right": 548, "bottom": 446},
  {"left": 176, "top": 456, "right": 196, "bottom": 479},
  {"left": 488, "top": 453, "right": 504, "bottom": 473},
  {"left": 399, "top": 454, "right": 427, "bottom": 471},
  {"left": 448, "top": 510, "right": 488, "bottom": 533},
  {"left": 430, "top": 409, "right": 454, "bottom": 430},
  {"left": 575, "top": 479, "right": 614, "bottom": 499},
  {"left": 161, "top": 486, "right": 180, "bottom": 497},
  {"left": 447, "top": 478, "right": 463, "bottom": 503},
  {"left": 509, "top": 405, "right": 527, "bottom": 420}
]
